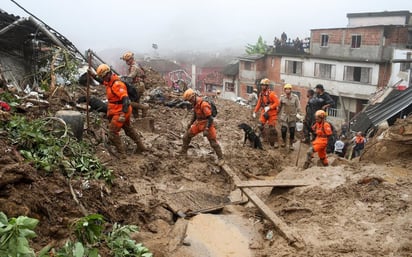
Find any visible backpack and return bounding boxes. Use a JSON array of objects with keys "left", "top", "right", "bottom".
[
  {"left": 110, "top": 79, "right": 139, "bottom": 102},
  {"left": 202, "top": 97, "right": 218, "bottom": 117}
]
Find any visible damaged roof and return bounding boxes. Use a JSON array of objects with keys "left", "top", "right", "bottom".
[
  {"left": 0, "top": 9, "right": 83, "bottom": 58},
  {"left": 351, "top": 86, "right": 412, "bottom": 132},
  {"left": 222, "top": 61, "right": 239, "bottom": 76},
  {"left": 140, "top": 59, "right": 182, "bottom": 74}
]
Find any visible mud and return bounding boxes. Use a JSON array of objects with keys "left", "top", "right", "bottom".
[{"left": 1, "top": 86, "right": 411, "bottom": 256}]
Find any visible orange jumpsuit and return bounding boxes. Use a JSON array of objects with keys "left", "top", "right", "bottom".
[
  {"left": 254, "top": 89, "right": 280, "bottom": 126},
  {"left": 311, "top": 121, "right": 332, "bottom": 165},
  {"left": 104, "top": 74, "right": 132, "bottom": 135},
  {"left": 189, "top": 97, "right": 217, "bottom": 140}
]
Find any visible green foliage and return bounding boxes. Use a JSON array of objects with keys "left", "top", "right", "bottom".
[
  {"left": 4, "top": 115, "right": 113, "bottom": 183},
  {"left": 44, "top": 214, "right": 152, "bottom": 257},
  {"left": 73, "top": 214, "right": 105, "bottom": 245},
  {"left": 36, "top": 48, "right": 81, "bottom": 91},
  {"left": 51, "top": 241, "right": 99, "bottom": 257},
  {"left": 245, "top": 35, "right": 268, "bottom": 54},
  {"left": 106, "top": 223, "right": 152, "bottom": 257},
  {"left": 0, "top": 92, "right": 20, "bottom": 111},
  {"left": 0, "top": 212, "right": 38, "bottom": 257}
]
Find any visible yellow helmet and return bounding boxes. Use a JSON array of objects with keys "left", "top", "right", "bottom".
[
  {"left": 260, "top": 78, "right": 270, "bottom": 85},
  {"left": 121, "top": 51, "right": 134, "bottom": 61},
  {"left": 96, "top": 64, "right": 111, "bottom": 78},
  {"left": 315, "top": 110, "right": 326, "bottom": 119},
  {"left": 284, "top": 84, "right": 292, "bottom": 90},
  {"left": 183, "top": 88, "right": 195, "bottom": 100}
]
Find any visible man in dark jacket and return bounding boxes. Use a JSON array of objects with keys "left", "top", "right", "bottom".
[{"left": 315, "top": 84, "right": 335, "bottom": 111}]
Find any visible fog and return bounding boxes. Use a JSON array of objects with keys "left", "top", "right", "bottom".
[{"left": 2, "top": 0, "right": 411, "bottom": 55}]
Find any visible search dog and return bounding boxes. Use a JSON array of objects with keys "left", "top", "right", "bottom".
[{"left": 238, "top": 123, "right": 263, "bottom": 150}]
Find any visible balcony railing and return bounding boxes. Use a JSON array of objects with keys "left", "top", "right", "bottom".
[{"left": 328, "top": 108, "right": 345, "bottom": 118}]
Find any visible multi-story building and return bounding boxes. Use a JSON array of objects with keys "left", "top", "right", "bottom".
[
  {"left": 283, "top": 10, "right": 411, "bottom": 121},
  {"left": 229, "top": 10, "right": 412, "bottom": 125}
]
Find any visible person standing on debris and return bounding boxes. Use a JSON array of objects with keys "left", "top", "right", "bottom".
[
  {"left": 93, "top": 64, "right": 147, "bottom": 158},
  {"left": 303, "top": 89, "right": 318, "bottom": 143},
  {"left": 334, "top": 135, "right": 347, "bottom": 158},
  {"left": 303, "top": 110, "right": 332, "bottom": 169},
  {"left": 253, "top": 78, "right": 280, "bottom": 148},
  {"left": 278, "top": 84, "right": 303, "bottom": 150},
  {"left": 248, "top": 88, "right": 258, "bottom": 110},
  {"left": 314, "top": 84, "right": 335, "bottom": 112},
  {"left": 121, "top": 52, "right": 149, "bottom": 118},
  {"left": 353, "top": 131, "right": 366, "bottom": 158},
  {"left": 180, "top": 88, "right": 224, "bottom": 164}
]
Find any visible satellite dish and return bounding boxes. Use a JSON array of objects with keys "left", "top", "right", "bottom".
[{"left": 152, "top": 43, "right": 158, "bottom": 50}]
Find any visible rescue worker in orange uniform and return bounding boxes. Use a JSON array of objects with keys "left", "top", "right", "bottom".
[
  {"left": 303, "top": 110, "right": 332, "bottom": 169},
  {"left": 121, "top": 52, "right": 149, "bottom": 118},
  {"left": 94, "top": 64, "right": 147, "bottom": 158},
  {"left": 180, "top": 88, "right": 224, "bottom": 164},
  {"left": 253, "top": 78, "right": 280, "bottom": 148}
]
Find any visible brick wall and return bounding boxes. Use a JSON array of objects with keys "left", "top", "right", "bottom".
[
  {"left": 343, "top": 27, "right": 383, "bottom": 46},
  {"left": 378, "top": 63, "right": 392, "bottom": 88},
  {"left": 311, "top": 29, "right": 344, "bottom": 44},
  {"left": 266, "top": 56, "right": 282, "bottom": 83},
  {"left": 385, "top": 27, "right": 409, "bottom": 45}
]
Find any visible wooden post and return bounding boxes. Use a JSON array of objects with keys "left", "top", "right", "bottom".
[
  {"left": 220, "top": 164, "right": 304, "bottom": 249},
  {"left": 86, "top": 49, "right": 91, "bottom": 130}
]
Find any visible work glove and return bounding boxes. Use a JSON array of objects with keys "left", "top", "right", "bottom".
[
  {"left": 87, "top": 68, "right": 96, "bottom": 77},
  {"left": 252, "top": 112, "right": 256, "bottom": 118},
  {"left": 118, "top": 114, "right": 126, "bottom": 123},
  {"left": 264, "top": 106, "right": 270, "bottom": 112},
  {"left": 296, "top": 113, "right": 304, "bottom": 121},
  {"left": 203, "top": 129, "right": 209, "bottom": 137}
]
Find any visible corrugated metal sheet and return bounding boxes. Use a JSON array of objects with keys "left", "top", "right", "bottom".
[
  {"left": 365, "top": 86, "right": 412, "bottom": 126},
  {"left": 350, "top": 86, "right": 412, "bottom": 133}
]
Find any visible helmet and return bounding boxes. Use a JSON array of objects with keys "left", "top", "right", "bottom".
[
  {"left": 183, "top": 88, "right": 195, "bottom": 100},
  {"left": 260, "top": 78, "right": 270, "bottom": 85},
  {"left": 216, "top": 90, "right": 221, "bottom": 94},
  {"left": 315, "top": 110, "right": 326, "bottom": 119},
  {"left": 121, "top": 51, "right": 134, "bottom": 61},
  {"left": 284, "top": 84, "right": 292, "bottom": 90},
  {"left": 253, "top": 88, "right": 258, "bottom": 92},
  {"left": 96, "top": 64, "right": 111, "bottom": 78}
]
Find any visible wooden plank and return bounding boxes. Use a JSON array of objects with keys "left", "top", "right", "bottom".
[
  {"left": 236, "top": 180, "right": 309, "bottom": 188},
  {"left": 241, "top": 187, "right": 304, "bottom": 248},
  {"left": 220, "top": 164, "right": 304, "bottom": 249}
]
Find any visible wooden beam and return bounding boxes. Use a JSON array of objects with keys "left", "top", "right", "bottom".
[
  {"left": 236, "top": 180, "right": 309, "bottom": 188},
  {"left": 221, "top": 164, "right": 304, "bottom": 249}
]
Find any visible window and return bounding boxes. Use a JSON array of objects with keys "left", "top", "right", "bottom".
[
  {"left": 400, "top": 52, "right": 411, "bottom": 72},
  {"left": 314, "top": 63, "right": 335, "bottom": 79},
  {"left": 246, "top": 85, "right": 254, "bottom": 93},
  {"left": 351, "top": 35, "right": 361, "bottom": 48},
  {"left": 225, "top": 82, "right": 235, "bottom": 92},
  {"left": 244, "top": 62, "right": 252, "bottom": 70},
  {"left": 321, "top": 34, "right": 329, "bottom": 47},
  {"left": 285, "top": 60, "right": 303, "bottom": 75},
  {"left": 344, "top": 66, "right": 372, "bottom": 83}
]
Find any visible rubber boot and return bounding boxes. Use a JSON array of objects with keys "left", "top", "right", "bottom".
[
  {"left": 179, "top": 131, "right": 193, "bottom": 155},
  {"left": 281, "top": 126, "right": 287, "bottom": 147},
  {"left": 210, "top": 139, "right": 224, "bottom": 165},
  {"left": 269, "top": 126, "right": 279, "bottom": 148},
  {"left": 289, "top": 127, "right": 295, "bottom": 150},
  {"left": 303, "top": 147, "right": 314, "bottom": 169},
  {"left": 123, "top": 124, "right": 147, "bottom": 153},
  {"left": 320, "top": 158, "right": 329, "bottom": 167},
  {"left": 109, "top": 133, "right": 126, "bottom": 159}
]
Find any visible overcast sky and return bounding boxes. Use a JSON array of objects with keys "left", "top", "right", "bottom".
[{"left": 2, "top": 0, "right": 411, "bottom": 54}]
